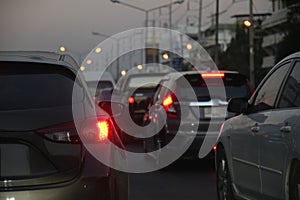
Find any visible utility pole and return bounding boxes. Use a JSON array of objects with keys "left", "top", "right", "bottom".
[
  {"left": 214, "top": 0, "right": 219, "bottom": 66},
  {"left": 198, "top": 0, "right": 202, "bottom": 42},
  {"left": 169, "top": 4, "right": 173, "bottom": 68},
  {"left": 249, "top": 0, "right": 255, "bottom": 87}
]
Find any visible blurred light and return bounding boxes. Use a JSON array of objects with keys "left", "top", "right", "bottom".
[
  {"left": 213, "top": 145, "right": 217, "bottom": 152},
  {"left": 80, "top": 66, "right": 86, "bottom": 71},
  {"left": 243, "top": 20, "right": 252, "bottom": 28},
  {"left": 97, "top": 120, "right": 109, "bottom": 142},
  {"left": 59, "top": 46, "right": 66, "bottom": 52},
  {"left": 162, "top": 52, "right": 169, "bottom": 60},
  {"left": 95, "top": 47, "right": 102, "bottom": 53},
  {"left": 186, "top": 43, "right": 193, "bottom": 50},
  {"left": 201, "top": 72, "right": 225, "bottom": 78},
  {"left": 137, "top": 64, "right": 143, "bottom": 70},
  {"left": 86, "top": 59, "right": 92, "bottom": 65},
  {"left": 121, "top": 70, "right": 126, "bottom": 76},
  {"left": 128, "top": 96, "right": 135, "bottom": 104}
]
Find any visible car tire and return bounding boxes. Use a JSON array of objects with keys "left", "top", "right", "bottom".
[
  {"left": 216, "top": 146, "right": 234, "bottom": 200},
  {"left": 289, "top": 162, "right": 300, "bottom": 200}
]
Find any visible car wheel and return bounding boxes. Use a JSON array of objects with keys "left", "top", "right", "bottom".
[
  {"left": 289, "top": 162, "right": 300, "bottom": 200},
  {"left": 216, "top": 147, "right": 234, "bottom": 200}
]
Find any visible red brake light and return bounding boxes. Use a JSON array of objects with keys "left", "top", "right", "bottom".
[
  {"left": 201, "top": 72, "right": 225, "bottom": 79},
  {"left": 213, "top": 145, "right": 217, "bottom": 152},
  {"left": 163, "top": 95, "right": 173, "bottom": 107},
  {"left": 128, "top": 96, "right": 135, "bottom": 104},
  {"left": 97, "top": 120, "right": 110, "bottom": 142},
  {"left": 162, "top": 94, "right": 177, "bottom": 118}
]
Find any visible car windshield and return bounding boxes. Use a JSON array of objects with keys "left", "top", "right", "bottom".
[
  {"left": 125, "top": 75, "right": 165, "bottom": 90},
  {"left": 0, "top": 62, "right": 83, "bottom": 111}
]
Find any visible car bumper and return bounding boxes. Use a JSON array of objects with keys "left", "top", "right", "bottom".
[{"left": 0, "top": 176, "right": 111, "bottom": 200}]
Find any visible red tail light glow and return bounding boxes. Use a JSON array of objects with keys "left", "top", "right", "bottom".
[
  {"left": 213, "top": 145, "right": 217, "bottom": 152},
  {"left": 97, "top": 120, "right": 110, "bottom": 142},
  {"left": 162, "top": 95, "right": 173, "bottom": 108},
  {"left": 201, "top": 72, "right": 225, "bottom": 79},
  {"left": 162, "top": 94, "right": 177, "bottom": 118},
  {"left": 128, "top": 96, "right": 135, "bottom": 104}
]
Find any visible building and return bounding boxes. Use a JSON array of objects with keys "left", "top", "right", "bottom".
[{"left": 261, "top": 0, "right": 297, "bottom": 68}]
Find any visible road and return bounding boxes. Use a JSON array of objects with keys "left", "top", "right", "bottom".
[{"left": 127, "top": 143, "right": 218, "bottom": 200}]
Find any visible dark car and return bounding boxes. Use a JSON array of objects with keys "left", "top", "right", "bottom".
[
  {"left": 0, "top": 51, "right": 128, "bottom": 200},
  {"left": 143, "top": 71, "right": 253, "bottom": 159},
  {"left": 215, "top": 52, "right": 300, "bottom": 200},
  {"left": 114, "top": 71, "right": 169, "bottom": 142}
]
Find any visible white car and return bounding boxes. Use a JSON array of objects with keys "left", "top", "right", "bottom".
[{"left": 215, "top": 52, "right": 300, "bottom": 200}]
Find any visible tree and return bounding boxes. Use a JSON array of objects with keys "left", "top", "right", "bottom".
[
  {"left": 219, "top": 23, "right": 250, "bottom": 77},
  {"left": 276, "top": 2, "right": 300, "bottom": 62}
]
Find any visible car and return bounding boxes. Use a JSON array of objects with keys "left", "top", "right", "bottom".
[
  {"left": 0, "top": 51, "right": 128, "bottom": 200},
  {"left": 143, "top": 71, "right": 253, "bottom": 160},
  {"left": 215, "top": 52, "right": 300, "bottom": 200},
  {"left": 113, "top": 69, "right": 170, "bottom": 143},
  {"left": 83, "top": 70, "right": 115, "bottom": 99}
]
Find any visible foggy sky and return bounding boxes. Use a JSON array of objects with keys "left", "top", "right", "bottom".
[{"left": 0, "top": 0, "right": 271, "bottom": 61}]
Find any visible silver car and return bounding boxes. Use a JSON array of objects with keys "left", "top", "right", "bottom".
[{"left": 215, "top": 52, "right": 300, "bottom": 200}]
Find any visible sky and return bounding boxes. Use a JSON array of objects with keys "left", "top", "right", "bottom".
[{"left": 0, "top": 0, "right": 272, "bottom": 62}]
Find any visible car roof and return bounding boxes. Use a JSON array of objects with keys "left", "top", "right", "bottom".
[
  {"left": 0, "top": 51, "right": 79, "bottom": 70},
  {"left": 83, "top": 71, "right": 115, "bottom": 85},
  {"left": 277, "top": 52, "right": 300, "bottom": 64}
]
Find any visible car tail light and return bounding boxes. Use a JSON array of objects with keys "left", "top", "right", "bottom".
[
  {"left": 128, "top": 96, "right": 135, "bottom": 104},
  {"left": 97, "top": 120, "right": 110, "bottom": 142},
  {"left": 162, "top": 94, "right": 177, "bottom": 118},
  {"left": 80, "top": 118, "right": 111, "bottom": 143},
  {"left": 37, "top": 122, "right": 80, "bottom": 143},
  {"left": 201, "top": 72, "right": 225, "bottom": 79},
  {"left": 38, "top": 119, "right": 111, "bottom": 144},
  {"left": 213, "top": 145, "right": 217, "bottom": 152}
]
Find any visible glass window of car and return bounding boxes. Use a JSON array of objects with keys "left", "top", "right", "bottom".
[
  {"left": 279, "top": 61, "right": 300, "bottom": 108},
  {"left": 126, "top": 75, "right": 165, "bottom": 89},
  {"left": 252, "top": 62, "right": 290, "bottom": 112},
  {"left": 0, "top": 62, "right": 83, "bottom": 111}
]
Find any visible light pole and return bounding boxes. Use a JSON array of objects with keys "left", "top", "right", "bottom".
[
  {"left": 214, "top": 0, "right": 219, "bottom": 66},
  {"left": 111, "top": 0, "right": 184, "bottom": 65},
  {"left": 249, "top": 0, "right": 255, "bottom": 87},
  {"left": 111, "top": 0, "right": 184, "bottom": 27},
  {"left": 92, "top": 31, "right": 120, "bottom": 80}
]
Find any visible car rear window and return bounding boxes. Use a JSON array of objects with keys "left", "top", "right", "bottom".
[
  {"left": 125, "top": 75, "right": 165, "bottom": 89},
  {"left": 176, "top": 73, "right": 251, "bottom": 101},
  {"left": 0, "top": 61, "right": 83, "bottom": 111},
  {"left": 87, "top": 80, "right": 113, "bottom": 96}
]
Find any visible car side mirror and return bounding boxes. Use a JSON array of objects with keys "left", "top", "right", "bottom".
[{"left": 228, "top": 98, "right": 249, "bottom": 114}]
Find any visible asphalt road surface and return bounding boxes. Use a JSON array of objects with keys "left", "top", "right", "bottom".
[{"left": 127, "top": 143, "right": 218, "bottom": 200}]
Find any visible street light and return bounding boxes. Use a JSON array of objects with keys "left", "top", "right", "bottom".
[
  {"left": 111, "top": 0, "right": 184, "bottom": 66},
  {"left": 243, "top": 19, "right": 252, "bottom": 28},
  {"left": 111, "top": 0, "right": 184, "bottom": 27}
]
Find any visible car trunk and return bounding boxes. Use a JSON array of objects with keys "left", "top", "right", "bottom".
[{"left": 0, "top": 61, "right": 84, "bottom": 188}]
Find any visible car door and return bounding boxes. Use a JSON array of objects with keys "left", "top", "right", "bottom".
[
  {"left": 260, "top": 61, "right": 300, "bottom": 200},
  {"left": 229, "top": 62, "right": 290, "bottom": 199}
]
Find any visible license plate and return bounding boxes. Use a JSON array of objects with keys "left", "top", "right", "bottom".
[
  {"left": 204, "top": 107, "right": 227, "bottom": 118},
  {"left": 0, "top": 144, "right": 30, "bottom": 177}
]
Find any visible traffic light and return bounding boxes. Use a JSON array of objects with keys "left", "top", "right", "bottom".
[{"left": 243, "top": 19, "right": 252, "bottom": 28}]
